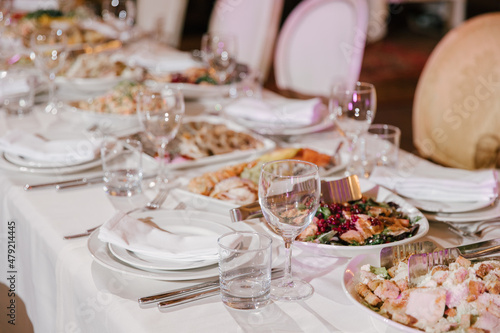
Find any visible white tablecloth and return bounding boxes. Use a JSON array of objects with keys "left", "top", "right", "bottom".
[{"left": 1, "top": 107, "right": 497, "bottom": 333}]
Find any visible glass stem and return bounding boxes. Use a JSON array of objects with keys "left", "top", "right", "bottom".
[
  {"left": 283, "top": 240, "right": 293, "bottom": 287},
  {"left": 157, "top": 142, "right": 168, "bottom": 188},
  {"left": 47, "top": 72, "right": 56, "bottom": 109}
]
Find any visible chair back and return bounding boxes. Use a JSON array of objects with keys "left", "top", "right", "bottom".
[
  {"left": 208, "top": 0, "right": 284, "bottom": 80},
  {"left": 413, "top": 12, "right": 500, "bottom": 170},
  {"left": 274, "top": 0, "right": 369, "bottom": 97},
  {"left": 136, "top": 0, "right": 188, "bottom": 47}
]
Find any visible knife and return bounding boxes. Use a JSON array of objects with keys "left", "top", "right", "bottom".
[
  {"left": 24, "top": 175, "right": 104, "bottom": 191},
  {"left": 408, "top": 238, "right": 500, "bottom": 286}
]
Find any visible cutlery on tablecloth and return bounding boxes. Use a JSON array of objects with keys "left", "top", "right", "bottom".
[
  {"left": 408, "top": 238, "right": 500, "bottom": 286},
  {"left": 146, "top": 268, "right": 284, "bottom": 311},
  {"left": 24, "top": 176, "right": 104, "bottom": 191},
  {"left": 229, "top": 175, "right": 362, "bottom": 222}
]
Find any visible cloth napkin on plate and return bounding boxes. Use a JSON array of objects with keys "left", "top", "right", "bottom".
[
  {"left": 113, "top": 47, "right": 200, "bottom": 73},
  {"left": 369, "top": 163, "right": 498, "bottom": 203},
  {"left": 0, "top": 77, "right": 31, "bottom": 101},
  {"left": 224, "top": 97, "right": 325, "bottom": 127},
  {"left": 98, "top": 212, "right": 220, "bottom": 261},
  {"left": 0, "top": 129, "right": 100, "bottom": 164}
]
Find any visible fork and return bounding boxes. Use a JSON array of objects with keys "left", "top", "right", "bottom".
[
  {"left": 440, "top": 219, "right": 500, "bottom": 240},
  {"left": 62, "top": 189, "right": 170, "bottom": 240}
]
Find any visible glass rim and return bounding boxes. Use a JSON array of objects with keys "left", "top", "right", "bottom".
[
  {"left": 217, "top": 231, "right": 272, "bottom": 253},
  {"left": 260, "top": 159, "right": 319, "bottom": 178},
  {"left": 368, "top": 124, "right": 401, "bottom": 136}
]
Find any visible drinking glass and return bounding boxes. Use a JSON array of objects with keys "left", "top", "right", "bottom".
[
  {"left": 31, "top": 27, "right": 68, "bottom": 115},
  {"left": 137, "top": 86, "right": 184, "bottom": 190},
  {"left": 258, "top": 159, "right": 320, "bottom": 301},
  {"left": 329, "top": 81, "right": 377, "bottom": 177},
  {"left": 201, "top": 33, "right": 237, "bottom": 85},
  {"left": 102, "top": 0, "right": 136, "bottom": 39}
]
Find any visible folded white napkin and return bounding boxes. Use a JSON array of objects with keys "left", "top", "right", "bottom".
[
  {"left": 224, "top": 97, "right": 324, "bottom": 127},
  {"left": 0, "top": 129, "right": 100, "bottom": 164},
  {"left": 369, "top": 164, "right": 498, "bottom": 203},
  {"left": 98, "top": 212, "right": 220, "bottom": 261},
  {"left": 79, "top": 19, "right": 121, "bottom": 39},
  {"left": 114, "top": 48, "right": 199, "bottom": 73},
  {"left": 0, "top": 77, "right": 30, "bottom": 101}
]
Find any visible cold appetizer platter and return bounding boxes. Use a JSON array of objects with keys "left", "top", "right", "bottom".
[
  {"left": 158, "top": 115, "right": 276, "bottom": 169},
  {"left": 343, "top": 252, "right": 500, "bottom": 332},
  {"left": 146, "top": 67, "right": 232, "bottom": 99},
  {"left": 181, "top": 147, "right": 345, "bottom": 206},
  {"left": 294, "top": 179, "right": 429, "bottom": 257}
]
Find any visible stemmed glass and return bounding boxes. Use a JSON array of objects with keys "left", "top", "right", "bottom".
[
  {"left": 258, "top": 159, "right": 321, "bottom": 301},
  {"left": 102, "top": 0, "right": 136, "bottom": 40},
  {"left": 201, "top": 33, "right": 238, "bottom": 85},
  {"left": 137, "top": 86, "right": 185, "bottom": 190},
  {"left": 31, "top": 27, "right": 68, "bottom": 115},
  {"left": 329, "top": 81, "right": 377, "bottom": 177}
]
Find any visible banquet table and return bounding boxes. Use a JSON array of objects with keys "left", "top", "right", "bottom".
[
  {"left": 1, "top": 42, "right": 500, "bottom": 333},
  {"left": 1, "top": 105, "right": 499, "bottom": 333}
]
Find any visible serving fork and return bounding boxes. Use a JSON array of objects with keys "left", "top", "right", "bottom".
[{"left": 408, "top": 238, "right": 500, "bottom": 286}]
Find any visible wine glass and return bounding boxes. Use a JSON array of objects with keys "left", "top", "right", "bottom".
[
  {"left": 137, "top": 86, "right": 184, "bottom": 190},
  {"left": 102, "top": 0, "right": 136, "bottom": 40},
  {"left": 258, "top": 159, "right": 321, "bottom": 301},
  {"left": 329, "top": 81, "right": 377, "bottom": 177},
  {"left": 31, "top": 27, "right": 68, "bottom": 115},
  {"left": 201, "top": 33, "right": 238, "bottom": 85}
]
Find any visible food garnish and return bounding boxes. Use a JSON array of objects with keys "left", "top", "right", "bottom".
[{"left": 297, "top": 197, "right": 420, "bottom": 246}]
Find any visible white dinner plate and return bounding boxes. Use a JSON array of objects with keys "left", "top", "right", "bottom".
[
  {"left": 404, "top": 196, "right": 497, "bottom": 214},
  {"left": 87, "top": 210, "right": 256, "bottom": 280},
  {"left": 342, "top": 253, "right": 419, "bottom": 333},
  {"left": 3, "top": 151, "right": 100, "bottom": 169},
  {"left": 225, "top": 106, "right": 335, "bottom": 136},
  {"left": 165, "top": 82, "right": 231, "bottom": 99},
  {"left": 0, "top": 152, "right": 105, "bottom": 174},
  {"left": 56, "top": 76, "right": 126, "bottom": 94},
  {"left": 107, "top": 210, "right": 233, "bottom": 270},
  {"left": 60, "top": 104, "right": 142, "bottom": 137},
  {"left": 294, "top": 178, "right": 429, "bottom": 258},
  {"left": 425, "top": 199, "right": 500, "bottom": 223},
  {"left": 165, "top": 116, "right": 276, "bottom": 170}
]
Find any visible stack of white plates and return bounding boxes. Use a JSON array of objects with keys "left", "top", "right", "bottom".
[{"left": 88, "top": 210, "right": 256, "bottom": 280}]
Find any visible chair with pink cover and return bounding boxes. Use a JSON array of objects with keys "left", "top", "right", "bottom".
[
  {"left": 273, "top": 0, "right": 369, "bottom": 97},
  {"left": 207, "top": 0, "right": 284, "bottom": 81}
]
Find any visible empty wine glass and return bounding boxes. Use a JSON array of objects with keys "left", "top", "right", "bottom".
[
  {"left": 329, "top": 81, "right": 377, "bottom": 177},
  {"left": 258, "top": 159, "right": 320, "bottom": 301},
  {"left": 31, "top": 27, "right": 68, "bottom": 115},
  {"left": 102, "top": 0, "right": 136, "bottom": 40},
  {"left": 201, "top": 33, "right": 237, "bottom": 85},
  {"left": 137, "top": 86, "right": 184, "bottom": 190}
]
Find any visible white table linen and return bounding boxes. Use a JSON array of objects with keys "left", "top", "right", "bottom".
[{"left": 1, "top": 110, "right": 498, "bottom": 333}]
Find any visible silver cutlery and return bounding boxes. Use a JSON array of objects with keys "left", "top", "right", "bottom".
[
  {"left": 62, "top": 189, "right": 171, "bottom": 240},
  {"left": 145, "top": 268, "right": 284, "bottom": 311},
  {"left": 24, "top": 175, "right": 104, "bottom": 191},
  {"left": 439, "top": 219, "right": 500, "bottom": 240},
  {"left": 379, "top": 241, "right": 436, "bottom": 269},
  {"left": 408, "top": 238, "right": 500, "bottom": 286}
]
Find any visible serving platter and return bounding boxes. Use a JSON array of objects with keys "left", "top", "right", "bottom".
[{"left": 164, "top": 115, "right": 276, "bottom": 170}]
